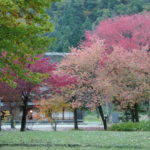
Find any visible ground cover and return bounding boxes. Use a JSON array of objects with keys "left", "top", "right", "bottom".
[
  {"left": 110, "top": 121, "right": 150, "bottom": 131},
  {"left": 83, "top": 110, "right": 100, "bottom": 123},
  {"left": 83, "top": 114, "right": 100, "bottom": 122},
  {"left": 0, "top": 131, "right": 150, "bottom": 150}
]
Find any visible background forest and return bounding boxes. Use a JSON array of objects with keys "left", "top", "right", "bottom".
[{"left": 47, "top": 0, "right": 150, "bottom": 52}]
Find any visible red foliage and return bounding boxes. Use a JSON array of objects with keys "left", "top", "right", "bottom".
[
  {"left": 28, "top": 58, "right": 56, "bottom": 73},
  {"left": 84, "top": 12, "right": 150, "bottom": 51},
  {"left": 48, "top": 74, "right": 78, "bottom": 88},
  {"left": 0, "top": 57, "right": 78, "bottom": 102}
]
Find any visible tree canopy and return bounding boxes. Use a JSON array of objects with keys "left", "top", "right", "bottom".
[
  {"left": 48, "top": 0, "right": 149, "bottom": 52},
  {"left": 84, "top": 12, "right": 150, "bottom": 51},
  {"left": 0, "top": 0, "right": 57, "bottom": 86}
]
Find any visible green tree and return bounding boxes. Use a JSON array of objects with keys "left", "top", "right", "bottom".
[
  {"left": 48, "top": 0, "right": 86, "bottom": 52},
  {"left": 0, "top": 0, "right": 57, "bottom": 86}
]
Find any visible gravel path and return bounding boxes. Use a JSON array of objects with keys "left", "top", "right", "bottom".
[{"left": 1, "top": 122, "right": 104, "bottom": 131}]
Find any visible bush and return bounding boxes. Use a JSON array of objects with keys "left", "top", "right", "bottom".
[{"left": 110, "top": 121, "right": 150, "bottom": 131}]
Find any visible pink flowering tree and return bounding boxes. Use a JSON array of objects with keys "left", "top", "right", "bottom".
[
  {"left": 97, "top": 46, "right": 150, "bottom": 122},
  {"left": 84, "top": 12, "right": 150, "bottom": 51},
  {"left": 82, "top": 12, "right": 150, "bottom": 122},
  {"left": 60, "top": 36, "right": 150, "bottom": 129},
  {"left": 60, "top": 39, "right": 111, "bottom": 130}
]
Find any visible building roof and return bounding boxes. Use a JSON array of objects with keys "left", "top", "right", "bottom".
[{"left": 44, "top": 52, "right": 69, "bottom": 62}]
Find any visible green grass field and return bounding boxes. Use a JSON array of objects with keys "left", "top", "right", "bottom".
[
  {"left": 0, "top": 131, "right": 150, "bottom": 150},
  {"left": 84, "top": 114, "right": 100, "bottom": 122},
  {"left": 83, "top": 110, "right": 100, "bottom": 122}
]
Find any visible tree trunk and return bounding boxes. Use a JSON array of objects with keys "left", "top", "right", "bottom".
[
  {"left": 74, "top": 108, "right": 78, "bottom": 130},
  {"left": 51, "top": 119, "right": 57, "bottom": 131},
  {"left": 0, "top": 115, "right": 1, "bottom": 131},
  {"left": 10, "top": 115, "right": 15, "bottom": 129},
  {"left": 130, "top": 109, "right": 135, "bottom": 122},
  {"left": 10, "top": 109, "right": 15, "bottom": 129},
  {"left": 62, "top": 108, "right": 65, "bottom": 120},
  {"left": 0, "top": 99, "right": 2, "bottom": 131},
  {"left": 20, "top": 98, "right": 28, "bottom": 132},
  {"left": 98, "top": 105, "right": 107, "bottom": 130},
  {"left": 54, "top": 120, "right": 57, "bottom": 131},
  {"left": 124, "top": 110, "right": 129, "bottom": 122},
  {"left": 134, "top": 103, "right": 139, "bottom": 122}
]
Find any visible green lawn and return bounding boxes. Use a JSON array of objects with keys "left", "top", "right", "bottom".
[
  {"left": 0, "top": 131, "right": 150, "bottom": 150},
  {"left": 83, "top": 110, "right": 100, "bottom": 122},
  {"left": 84, "top": 114, "right": 100, "bottom": 122}
]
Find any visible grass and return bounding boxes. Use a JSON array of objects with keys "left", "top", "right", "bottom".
[
  {"left": 83, "top": 110, "right": 101, "bottom": 122},
  {"left": 84, "top": 114, "right": 100, "bottom": 122},
  {"left": 0, "top": 131, "right": 150, "bottom": 150}
]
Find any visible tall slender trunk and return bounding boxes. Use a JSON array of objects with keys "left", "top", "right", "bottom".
[
  {"left": 10, "top": 109, "right": 15, "bottom": 129},
  {"left": 74, "top": 108, "right": 78, "bottom": 130},
  {"left": 0, "top": 115, "right": 1, "bottom": 131},
  {"left": 124, "top": 110, "right": 129, "bottom": 122},
  {"left": 98, "top": 105, "right": 107, "bottom": 130},
  {"left": 130, "top": 109, "right": 135, "bottom": 122},
  {"left": 0, "top": 99, "right": 2, "bottom": 131},
  {"left": 10, "top": 115, "right": 15, "bottom": 129},
  {"left": 134, "top": 103, "right": 139, "bottom": 122},
  {"left": 20, "top": 97, "right": 28, "bottom": 131},
  {"left": 51, "top": 119, "right": 57, "bottom": 131},
  {"left": 62, "top": 108, "right": 65, "bottom": 120}
]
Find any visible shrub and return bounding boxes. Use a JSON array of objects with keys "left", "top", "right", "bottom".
[{"left": 110, "top": 121, "right": 150, "bottom": 131}]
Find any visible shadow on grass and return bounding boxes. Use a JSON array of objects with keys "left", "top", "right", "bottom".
[{"left": 0, "top": 143, "right": 148, "bottom": 149}]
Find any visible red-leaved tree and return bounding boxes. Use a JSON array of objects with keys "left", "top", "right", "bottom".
[
  {"left": 84, "top": 12, "right": 150, "bottom": 51},
  {"left": 0, "top": 57, "right": 78, "bottom": 131}
]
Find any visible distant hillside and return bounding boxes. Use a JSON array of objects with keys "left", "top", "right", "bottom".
[{"left": 47, "top": 0, "right": 150, "bottom": 52}]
